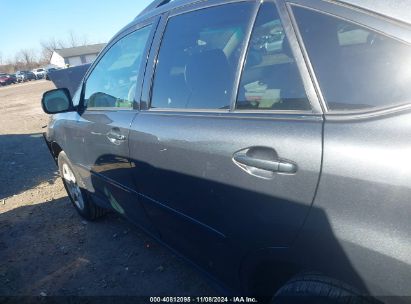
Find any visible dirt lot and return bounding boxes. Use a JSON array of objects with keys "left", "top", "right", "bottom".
[{"left": 0, "top": 80, "right": 215, "bottom": 300}]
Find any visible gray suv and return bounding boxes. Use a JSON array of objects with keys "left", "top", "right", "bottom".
[{"left": 41, "top": 0, "right": 411, "bottom": 302}]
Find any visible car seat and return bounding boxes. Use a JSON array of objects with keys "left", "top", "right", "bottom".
[{"left": 184, "top": 49, "right": 231, "bottom": 109}]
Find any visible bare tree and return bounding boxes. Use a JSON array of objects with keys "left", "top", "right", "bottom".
[
  {"left": 40, "top": 37, "right": 66, "bottom": 63},
  {"left": 19, "top": 49, "right": 37, "bottom": 69},
  {"left": 67, "top": 30, "right": 89, "bottom": 48},
  {"left": 68, "top": 30, "right": 78, "bottom": 48},
  {"left": 1, "top": 30, "right": 99, "bottom": 72},
  {"left": 39, "top": 31, "right": 90, "bottom": 63},
  {"left": 13, "top": 53, "right": 23, "bottom": 71}
]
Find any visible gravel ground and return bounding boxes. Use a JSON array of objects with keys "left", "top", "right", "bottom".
[{"left": 0, "top": 80, "right": 215, "bottom": 300}]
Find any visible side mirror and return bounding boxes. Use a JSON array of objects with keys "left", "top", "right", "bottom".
[{"left": 41, "top": 88, "right": 74, "bottom": 114}]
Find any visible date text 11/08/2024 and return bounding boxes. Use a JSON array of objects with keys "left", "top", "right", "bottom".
[{"left": 149, "top": 297, "right": 258, "bottom": 303}]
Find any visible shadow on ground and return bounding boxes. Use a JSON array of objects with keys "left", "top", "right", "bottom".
[
  {"left": 0, "top": 197, "right": 215, "bottom": 297},
  {"left": 0, "top": 133, "right": 57, "bottom": 199},
  {"left": 0, "top": 132, "right": 215, "bottom": 298}
]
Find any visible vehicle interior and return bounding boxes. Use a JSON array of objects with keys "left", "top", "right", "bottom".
[
  {"left": 86, "top": 28, "right": 151, "bottom": 109},
  {"left": 294, "top": 6, "right": 411, "bottom": 111},
  {"left": 152, "top": 25, "right": 245, "bottom": 109},
  {"left": 236, "top": 3, "right": 311, "bottom": 111}
]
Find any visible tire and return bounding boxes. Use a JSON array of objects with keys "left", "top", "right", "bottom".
[
  {"left": 272, "top": 272, "right": 380, "bottom": 304},
  {"left": 58, "top": 151, "right": 106, "bottom": 220}
]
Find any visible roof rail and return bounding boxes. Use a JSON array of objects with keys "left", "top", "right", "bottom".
[{"left": 137, "top": 0, "right": 173, "bottom": 18}]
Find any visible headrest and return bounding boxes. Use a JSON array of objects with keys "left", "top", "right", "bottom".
[
  {"left": 245, "top": 50, "right": 263, "bottom": 67},
  {"left": 185, "top": 49, "right": 230, "bottom": 91}
]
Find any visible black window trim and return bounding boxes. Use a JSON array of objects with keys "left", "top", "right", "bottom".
[
  {"left": 80, "top": 15, "right": 160, "bottom": 112},
  {"left": 287, "top": 0, "right": 411, "bottom": 118},
  {"left": 142, "top": 0, "right": 324, "bottom": 116}
]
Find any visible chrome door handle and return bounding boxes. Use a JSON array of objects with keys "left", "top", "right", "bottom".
[
  {"left": 108, "top": 133, "right": 126, "bottom": 141},
  {"left": 106, "top": 130, "right": 127, "bottom": 143},
  {"left": 233, "top": 151, "right": 297, "bottom": 174}
]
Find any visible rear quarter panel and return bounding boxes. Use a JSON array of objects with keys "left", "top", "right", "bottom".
[{"left": 294, "top": 109, "right": 411, "bottom": 299}]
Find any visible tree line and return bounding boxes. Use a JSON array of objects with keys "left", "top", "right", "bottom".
[{"left": 0, "top": 31, "right": 95, "bottom": 73}]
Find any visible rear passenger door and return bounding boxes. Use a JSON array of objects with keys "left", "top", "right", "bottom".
[{"left": 129, "top": 1, "right": 323, "bottom": 285}]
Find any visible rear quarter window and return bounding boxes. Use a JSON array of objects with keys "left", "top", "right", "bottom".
[{"left": 293, "top": 6, "right": 411, "bottom": 112}]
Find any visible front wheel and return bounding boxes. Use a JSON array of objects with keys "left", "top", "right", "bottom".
[{"left": 58, "top": 151, "right": 106, "bottom": 220}]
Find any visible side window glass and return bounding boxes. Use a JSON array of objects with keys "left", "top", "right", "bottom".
[
  {"left": 84, "top": 25, "right": 152, "bottom": 109},
  {"left": 150, "top": 3, "right": 254, "bottom": 110},
  {"left": 293, "top": 6, "right": 411, "bottom": 111},
  {"left": 236, "top": 2, "right": 311, "bottom": 111}
]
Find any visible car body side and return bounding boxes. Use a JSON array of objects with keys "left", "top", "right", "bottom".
[{"left": 43, "top": 0, "right": 411, "bottom": 301}]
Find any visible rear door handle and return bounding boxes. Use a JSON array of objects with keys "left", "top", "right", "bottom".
[{"left": 233, "top": 151, "right": 297, "bottom": 174}]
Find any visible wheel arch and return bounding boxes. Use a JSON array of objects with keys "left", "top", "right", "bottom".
[
  {"left": 50, "top": 141, "right": 63, "bottom": 161},
  {"left": 239, "top": 247, "right": 301, "bottom": 300}
]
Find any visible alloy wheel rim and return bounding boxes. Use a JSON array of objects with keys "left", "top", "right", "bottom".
[{"left": 62, "top": 163, "right": 85, "bottom": 210}]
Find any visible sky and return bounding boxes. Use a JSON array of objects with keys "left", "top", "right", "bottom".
[{"left": 0, "top": 0, "right": 152, "bottom": 61}]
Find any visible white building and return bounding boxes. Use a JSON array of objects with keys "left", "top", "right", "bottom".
[{"left": 50, "top": 43, "right": 106, "bottom": 68}]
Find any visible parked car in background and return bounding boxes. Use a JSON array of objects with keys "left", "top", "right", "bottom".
[
  {"left": 26, "top": 71, "right": 36, "bottom": 81},
  {"left": 45, "top": 68, "right": 58, "bottom": 80},
  {"left": 15, "top": 71, "right": 25, "bottom": 82},
  {"left": 41, "top": 0, "right": 411, "bottom": 303},
  {"left": 10, "top": 74, "right": 17, "bottom": 82},
  {"left": 46, "top": 64, "right": 91, "bottom": 97},
  {"left": 32, "top": 68, "right": 46, "bottom": 79},
  {"left": 16, "top": 71, "right": 36, "bottom": 82},
  {"left": 0, "top": 73, "right": 17, "bottom": 86}
]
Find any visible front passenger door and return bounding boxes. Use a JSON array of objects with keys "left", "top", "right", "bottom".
[{"left": 77, "top": 21, "right": 158, "bottom": 231}]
